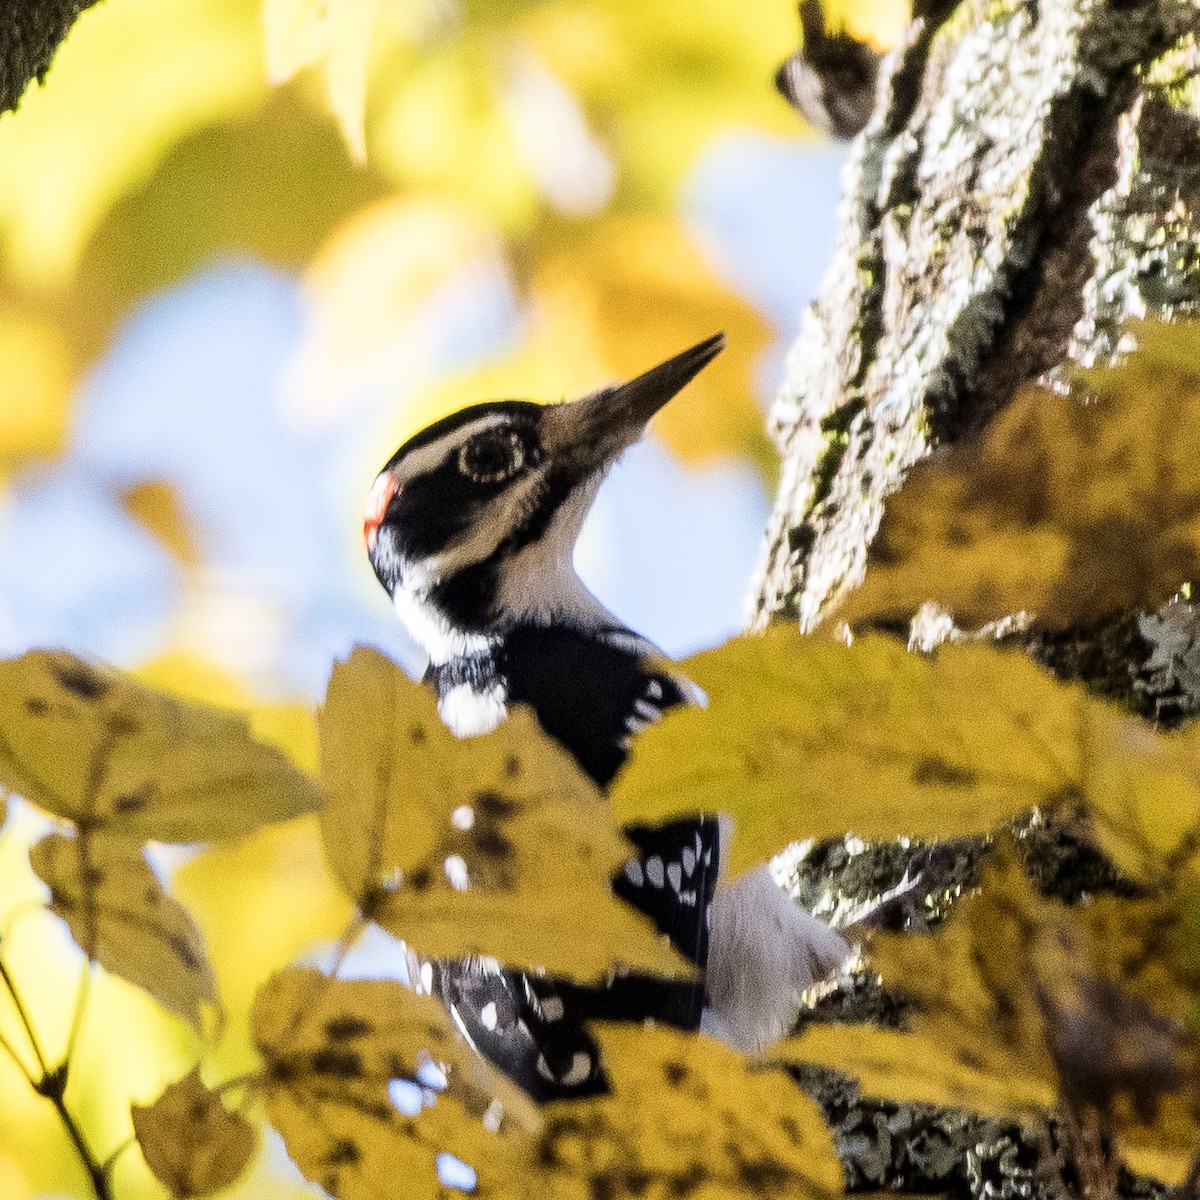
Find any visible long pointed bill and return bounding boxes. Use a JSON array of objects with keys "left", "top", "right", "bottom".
[{"left": 540, "top": 332, "right": 726, "bottom": 470}]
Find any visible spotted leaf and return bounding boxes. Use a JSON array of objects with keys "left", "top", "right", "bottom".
[
  {"left": 131, "top": 1068, "right": 256, "bottom": 1197},
  {"left": 319, "top": 646, "right": 687, "bottom": 981},
  {"left": 837, "top": 319, "right": 1200, "bottom": 631},
  {"left": 252, "top": 968, "right": 533, "bottom": 1199},
  {"left": 613, "top": 628, "right": 1200, "bottom": 876},
  {"left": 30, "top": 832, "right": 216, "bottom": 1030},
  {"left": 0, "top": 650, "right": 322, "bottom": 841},
  {"left": 774, "top": 851, "right": 1200, "bottom": 1181},
  {"left": 539, "top": 1023, "right": 844, "bottom": 1200}
]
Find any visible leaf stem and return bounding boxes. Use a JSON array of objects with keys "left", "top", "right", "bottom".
[
  {"left": 100, "top": 1135, "right": 134, "bottom": 1183},
  {"left": 328, "top": 912, "right": 367, "bottom": 980},
  {"left": 47, "top": 1086, "right": 112, "bottom": 1200},
  {"left": 61, "top": 959, "right": 92, "bottom": 1079},
  {"left": 0, "top": 1025, "right": 36, "bottom": 1083},
  {"left": 0, "top": 957, "right": 48, "bottom": 1076},
  {"left": 0, "top": 956, "right": 110, "bottom": 1199}
]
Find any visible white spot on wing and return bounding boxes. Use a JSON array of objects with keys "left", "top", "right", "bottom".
[
  {"left": 624, "top": 859, "right": 644, "bottom": 887},
  {"left": 562, "top": 1051, "right": 593, "bottom": 1087},
  {"left": 645, "top": 856, "right": 665, "bottom": 888},
  {"left": 439, "top": 683, "right": 507, "bottom": 737},
  {"left": 667, "top": 861, "right": 683, "bottom": 893},
  {"left": 444, "top": 854, "right": 470, "bottom": 890}
]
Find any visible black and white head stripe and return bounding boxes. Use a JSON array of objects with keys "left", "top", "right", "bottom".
[{"left": 365, "top": 335, "right": 726, "bottom": 653}]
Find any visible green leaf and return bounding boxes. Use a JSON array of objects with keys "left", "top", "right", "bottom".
[
  {"left": 319, "top": 646, "right": 688, "bottom": 982},
  {"left": 0, "top": 650, "right": 323, "bottom": 841},
  {"left": 30, "top": 832, "right": 217, "bottom": 1030},
  {"left": 131, "top": 1068, "right": 257, "bottom": 1198}
]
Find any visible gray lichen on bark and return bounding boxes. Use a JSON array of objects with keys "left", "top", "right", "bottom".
[
  {"left": 749, "top": 0, "right": 1185, "bottom": 634},
  {"left": 0, "top": 0, "right": 101, "bottom": 117}
]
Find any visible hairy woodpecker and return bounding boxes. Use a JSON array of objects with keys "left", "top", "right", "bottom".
[{"left": 365, "top": 334, "right": 846, "bottom": 1099}]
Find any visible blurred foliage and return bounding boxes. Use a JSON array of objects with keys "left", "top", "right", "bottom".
[{"left": 0, "top": 0, "right": 856, "bottom": 507}]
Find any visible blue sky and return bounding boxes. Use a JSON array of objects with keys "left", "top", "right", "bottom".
[{"left": 0, "top": 134, "right": 846, "bottom": 700}]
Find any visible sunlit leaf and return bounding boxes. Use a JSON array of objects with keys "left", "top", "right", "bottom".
[
  {"left": 285, "top": 197, "right": 501, "bottom": 432},
  {"left": 1083, "top": 718, "right": 1200, "bottom": 885},
  {"left": 0, "top": 311, "right": 73, "bottom": 464},
  {"left": 370, "top": 36, "right": 540, "bottom": 236},
  {"left": 776, "top": 852, "right": 1200, "bottom": 1174},
  {"left": 252, "top": 968, "right": 534, "bottom": 1199},
  {"left": 407, "top": 216, "right": 773, "bottom": 468},
  {"left": 613, "top": 630, "right": 1077, "bottom": 871},
  {"left": 319, "top": 646, "right": 687, "bottom": 981},
  {"left": 0, "top": 650, "right": 322, "bottom": 841},
  {"left": 263, "top": 0, "right": 383, "bottom": 161},
  {"left": 838, "top": 320, "right": 1200, "bottom": 631},
  {"left": 30, "top": 832, "right": 217, "bottom": 1030},
  {"left": 535, "top": 218, "right": 774, "bottom": 466},
  {"left": 775, "top": 1024, "right": 1057, "bottom": 1118},
  {"left": 131, "top": 1068, "right": 257, "bottom": 1197},
  {"left": 540, "top": 1023, "right": 844, "bottom": 1200},
  {"left": 120, "top": 480, "right": 200, "bottom": 567},
  {"left": 615, "top": 628, "right": 1200, "bottom": 877},
  {"left": 0, "top": 0, "right": 265, "bottom": 285},
  {"left": 135, "top": 651, "right": 320, "bottom": 778}
]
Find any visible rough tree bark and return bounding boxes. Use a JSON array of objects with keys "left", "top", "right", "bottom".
[
  {"left": 751, "top": 0, "right": 1198, "bottom": 669},
  {"left": 754, "top": 0, "right": 1200, "bottom": 1192},
  {"left": 0, "top": 0, "right": 101, "bottom": 117}
]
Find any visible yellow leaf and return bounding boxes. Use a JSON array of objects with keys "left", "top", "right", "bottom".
[
  {"left": 287, "top": 198, "right": 498, "bottom": 432},
  {"left": 779, "top": 853, "right": 1200, "bottom": 1169},
  {"left": 0, "top": 312, "right": 73, "bottom": 464},
  {"left": 1084, "top": 718, "right": 1200, "bottom": 884},
  {"left": 838, "top": 318, "right": 1200, "bottom": 631},
  {"left": 540, "top": 1023, "right": 843, "bottom": 1200},
  {"left": 264, "top": 0, "right": 383, "bottom": 160},
  {"left": 131, "top": 1068, "right": 257, "bottom": 1197},
  {"left": 404, "top": 216, "right": 774, "bottom": 471},
  {"left": 613, "top": 630, "right": 1089, "bottom": 872},
  {"left": 30, "top": 833, "right": 217, "bottom": 1031},
  {"left": 0, "top": 650, "right": 322, "bottom": 841},
  {"left": 0, "top": 0, "right": 265, "bottom": 285},
  {"left": 135, "top": 651, "right": 320, "bottom": 777},
  {"left": 252, "top": 968, "right": 533, "bottom": 1198},
  {"left": 770, "top": 1024, "right": 1057, "bottom": 1120},
  {"left": 616, "top": 628, "right": 1200, "bottom": 877},
  {"left": 319, "top": 647, "right": 687, "bottom": 981},
  {"left": 370, "top": 37, "right": 539, "bottom": 235},
  {"left": 532, "top": 217, "right": 773, "bottom": 466},
  {"left": 120, "top": 480, "right": 199, "bottom": 567}
]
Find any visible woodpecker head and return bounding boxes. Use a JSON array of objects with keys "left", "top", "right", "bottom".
[{"left": 365, "top": 333, "right": 725, "bottom": 662}]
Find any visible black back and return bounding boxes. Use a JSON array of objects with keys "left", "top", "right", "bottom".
[{"left": 422, "top": 624, "right": 720, "bottom": 1100}]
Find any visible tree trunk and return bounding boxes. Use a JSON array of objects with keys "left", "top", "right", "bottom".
[
  {"left": 0, "top": 1, "right": 100, "bottom": 117},
  {"left": 752, "top": 1, "right": 1200, "bottom": 1192},
  {"left": 750, "top": 0, "right": 1198, "bottom": 667}
]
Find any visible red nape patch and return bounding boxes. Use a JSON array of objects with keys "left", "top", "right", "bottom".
[{"left": 363, "top": 473, "right": 399, "bottom": 551}]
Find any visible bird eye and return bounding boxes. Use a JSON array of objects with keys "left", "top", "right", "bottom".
[{"left": 457, "top": 429, "right": 526, "bottom": 484}]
